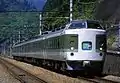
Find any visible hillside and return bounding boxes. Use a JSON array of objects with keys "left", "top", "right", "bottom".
[
  {"left": 96, "top": 0, "right": 120, "bottom": 22},
  {"left": 0, "top": 0, "right": 99, "bottom": 43},
  {"left": 0, "top": 0, "right": 40, "bottom": 42},
  {"left": 96, "top": 0, "right": 120, "bottom": 50},
  {"left": 0, "top": 0, "right": 37, "bottom": 12}
]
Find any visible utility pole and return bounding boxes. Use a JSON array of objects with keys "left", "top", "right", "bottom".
[
  {"left": 39, "top": 13, "right": 42, "bottom": 35},
  {"left": 119, "top": 22, "right": 120, "bottom": 48},
  {"left": 18, "top": 31, "right": 21, "bottom": 42},
  {"left": 70, "top": 0, "right": 73, "bottom": 22},
  {"left": 9, "top": 37, "right": 12, "bottom": 57}
]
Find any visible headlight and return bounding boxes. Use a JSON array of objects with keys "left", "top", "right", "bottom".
[
  {"left": 100, "top": 47, "right": 102, "bottom": 51},
  {"left": 70, "top": 47, "right": 74, "bottom": 50}
]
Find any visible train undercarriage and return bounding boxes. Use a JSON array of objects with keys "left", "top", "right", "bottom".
[{"left": 13, "top": 56, "right": 104, "bottom": 76}]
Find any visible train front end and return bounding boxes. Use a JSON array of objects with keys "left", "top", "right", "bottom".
[{"left": 65, "top": 20, "right": 106, "bottom": 73}]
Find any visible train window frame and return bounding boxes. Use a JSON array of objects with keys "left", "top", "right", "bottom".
[
  {"left": 69, "top": 22, "right": 86, "bottom": 29},
  {"left": 82, "top": 41, "right": 92, "bottom": 50},
  {"left": 96, "top": 35, "right": 106, "bottom": 52}
]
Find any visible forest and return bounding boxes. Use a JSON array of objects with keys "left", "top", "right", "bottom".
[
  {"left": 42, "top": 0, "right": 97, "bottom": 31},
  {"left": 0, "top": 0, "right": 112, "bottom": 45},
  {"left": 0, "top": 0, "right": 40, "bottom": 42}
]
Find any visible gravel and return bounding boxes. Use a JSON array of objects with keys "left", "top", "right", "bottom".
[
  {"left": 103, "top": 75, "right": 120, "bottom": 83},
  {"left": 0, "top": 60, "right": 20, "bottom": 83},
  {"left": 2, "top": 57, "right": 92, "bottom": 83},
  {"left": 3, "top": 57, "right": 120, "bottom": 83}
]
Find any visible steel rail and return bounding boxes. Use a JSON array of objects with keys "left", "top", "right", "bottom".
[
  {"left": 0, "top": 57, "right": 48, "bottom": 83},
  {"left": 78, "top": 76, "right": 119, "bottom": 83}
]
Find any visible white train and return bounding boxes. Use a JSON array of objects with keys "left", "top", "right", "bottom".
[{"left": 12, "top": 20, "right": 106, "bottom": 73}]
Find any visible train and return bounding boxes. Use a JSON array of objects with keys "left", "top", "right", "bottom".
[{"left": 12, "top": 20, "right": 106, "bottom": 74}]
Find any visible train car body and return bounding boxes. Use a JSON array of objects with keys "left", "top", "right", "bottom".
[{"left": 12, "top": 20, "right": 106, "bottom": 73}]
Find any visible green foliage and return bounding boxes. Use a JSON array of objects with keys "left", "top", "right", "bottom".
[
  {"left": 107, "top": 35, "right": 117, "bottom": 49},
  {"left": 0, "top": 0, "right": 97, "bottom": 43},
  {"left": 0, "top": 12, "right": 40, "bottom": 41},
  {"left": 43, "top": 0, "right": 97, "bottom": 31},
  {"left": 0, "top": 0, "right": 39, "bottom": 42}
]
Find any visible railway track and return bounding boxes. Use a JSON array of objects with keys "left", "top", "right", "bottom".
[
  {"left": 78, "top": 76, "right": 119, "bottom": 83},
  {"left": 0, "top": 56, "right": 120, "bottom": 83},
  {"left": 0, "top": 57, "right": 48, "bottom": 83}
]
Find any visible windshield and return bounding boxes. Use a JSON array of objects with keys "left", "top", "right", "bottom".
[
  {"left": 69, "top": 22, "right": 86, "bottom": 29},
  {"left": 87, "top": 21, "right": 103, "bottom": 29},
  {"left": 96, "top": 35, "right": 106, "bottom": 52}
]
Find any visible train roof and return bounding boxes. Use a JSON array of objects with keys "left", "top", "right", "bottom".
[{"left": 13, "top": 19, "right": 104, "bottom": 46}]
